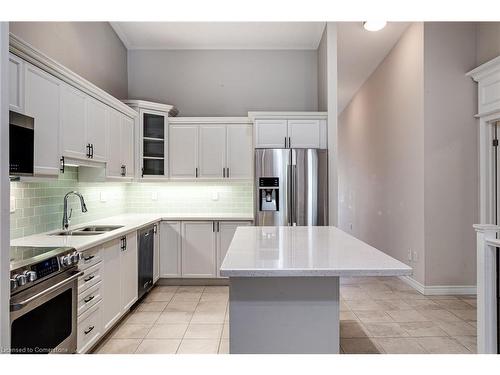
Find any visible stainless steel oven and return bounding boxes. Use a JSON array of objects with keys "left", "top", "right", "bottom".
[
  {"left": 10, "top": 246, "right": 82, "bottom": 354},
  {"left": 9, "top": 111, "right": 34, "bottom": 176}
]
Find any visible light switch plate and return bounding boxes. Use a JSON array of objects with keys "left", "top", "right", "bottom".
[
  {"left": 151, "top": 192, "right": 158, "bottom": 201},
  {"left": 10, "top": 196, "right": 15, "bottom": 213},
  {"left": 212, "top": 192, "right": 219, "bottom": 201},
  {"left": 100, "top": 192, "right": 107, "bottom": 203}
]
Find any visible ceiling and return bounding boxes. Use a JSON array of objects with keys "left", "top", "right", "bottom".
[
  {"left": 110, "top": 22, "right": 326, "bottom": 50},
  {"left": 337, "top": 22, "right": 410, "bottom": 113}
]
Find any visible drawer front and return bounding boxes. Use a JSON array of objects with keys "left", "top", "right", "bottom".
[
  {"left": 78, "top": 281, "right": 102, "bottom": 316},
  {"left": 79, "top": 247, "right": 102, "bottom": 270},
  {"left": 77, "top": 301, "right": 102, "bottom": 354},
  {"left": 78, "top": 261, "right": 102, "bottom": 293}
]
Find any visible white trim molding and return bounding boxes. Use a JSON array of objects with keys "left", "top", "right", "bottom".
[
  {"left": 9, "top": 33, "right": 137, "bottom": 119},
  {"left": 122, "top": 99, "right": 177, "bottom": 117},
  {"left": 399, "top": 276, "right": 476, "bottom": 296},
  {"left": 248, "top": 111, "right": 328, "bottom": 120},
  {"left": 473, "top": 224, "right": 499, "bottom": 354}
]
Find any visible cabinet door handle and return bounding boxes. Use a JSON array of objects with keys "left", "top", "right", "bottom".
[
  {"left": 84, "top": 326, "right": 95, "bottom": 335},
  {"left": 195, "top": 167, "right": 198, "bottom": 178},
  {"left": 84, "top": 275, "right": 95, "bottom": 283},
  {"left": 83, "top": 255, "right": 95, "bottom": 262},
  {"left": 84, "top": 295, "right": 95, "bottom": 304},
  {"left": 90, "top": 144, "right": 94, "bottom": 158},
  {"left": 153, "top": 224, "right": 157, "bottom": 234},
  {"left": 212, "top": 222, "right": 215, "bottom": 232},
  {"left": 86, "top": 143, "right": 91, "bottom": 158},
  {"left": 284, "top": 137, "right": 287, "bottom": 148},
  {"left": 121, "top": 165, "right": 126, "bottom": 177},
  {"left": 59, "top": 156, "right": 65, "bottom": 173},
  {"left": 223, "top": 167, "right": 225, "bottom": 178},
  {"left": 227, "top": 167, "right": 229, "bottom": 178},
  {"left": 288, "top": 137, "right": 291, "bottom": 148},
  {"left": 217, "top": 222, "right": 220, "bottom": 232}
]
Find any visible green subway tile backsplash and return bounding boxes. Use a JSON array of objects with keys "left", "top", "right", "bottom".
[{"left": 10, "top": 167, "right": 254, "bottom": 239}]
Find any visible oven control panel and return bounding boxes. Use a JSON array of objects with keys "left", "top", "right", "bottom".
[{"left": 10, "top": 251, "right": 81, "bottom": 293}]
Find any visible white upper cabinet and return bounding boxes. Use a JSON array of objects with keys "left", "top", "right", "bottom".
[
  {"left": 24, "top": 64, "right": 61, "bottom": 177},
  {"left": 61, "top": 85, "right": 88, "bottom": 160},
  {"left": 287, "top": 119, "right": 321, "bottom": 148},
  {"left": 226, "top": 124, "right": 253, "bottom": 179},
  {"left": 106, "top": 109, "right": 123, "bottom": 177},
  {"left": 254, "top": 119, "right": 288, "bottom": 148},
  {"left": 169, "top": 119, "right": 253, "bottom": 180},
  {"left": 169, "top": 125, "right": 198, "bottom": 179},
  {"left": 252, "top": 114, "right": 327, "bottom": 149},
  {"left": 107, "top": 109, "right": 135, "bottom": 179},
  {"left": 86, "top": 98, "right": 107, "bottom": 162},
  {"left": 9, "top": 54, "right": 24, "bottom": 113},
  {"left": 121, "top": 115, "right": 135, "bottom": 178},
  {"left": 199, "top": 125, "right": 226, "bottom": 178},
  {"left": 181, "top": 221, "right": 216, "bottom": 278}
]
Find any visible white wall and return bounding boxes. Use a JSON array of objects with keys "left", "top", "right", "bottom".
[
  {"left": 9, "top": 22, "right": 128, "bottom": 98},
  {"left": 127, "top": 49, "right": 318, "bottom": 116},
  {"left": 423, "top": 22, "right": 478, "bottom": 286},
  {"left": 339, "top": 23, "right": 425, "bottom": 283},
  {"left": 476, "top": 22, "right": 500, "bottom": 65},
  {"left": 317, "top": 27, "right": 328, "bottom": 112}
]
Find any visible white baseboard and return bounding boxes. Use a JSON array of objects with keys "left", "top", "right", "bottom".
[{"left": 399, "top": 276, "right": 476, "bottom": 296}]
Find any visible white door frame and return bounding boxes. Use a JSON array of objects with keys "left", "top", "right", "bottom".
[{"left": 0, "top": 21, "right": 10, "bottom": 352}]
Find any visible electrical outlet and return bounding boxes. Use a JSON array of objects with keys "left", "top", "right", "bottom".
[
  {"left": 212, "top": 192, "right": 219, "bottom": 201},
  {"left": 10, "top": 196, "right": 15, "bottom": 213},
  {"left": 413, "top": 251, "right": 418, "bottom": 262},
  {"left": 151, "top": 191, "right": 158, "bottom": 201},
  {"left": 407, "top": 249, "right": 412, "bottom": 261},
  {"left": 100, "top": 192, "right": 107, "bottom": 203}
]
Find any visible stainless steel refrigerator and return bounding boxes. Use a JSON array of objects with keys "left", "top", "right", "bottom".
[{"left": 255, "top": 149, "right": 328, "bottom": 226}]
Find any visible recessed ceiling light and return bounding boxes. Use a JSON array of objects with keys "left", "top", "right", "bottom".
[{"left": 363, "top": 21, "right": 387, "bottom": 32}]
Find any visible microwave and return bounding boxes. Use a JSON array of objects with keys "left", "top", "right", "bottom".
[{"left": 9, "top": 111, "right": 34, "bottom": 176}]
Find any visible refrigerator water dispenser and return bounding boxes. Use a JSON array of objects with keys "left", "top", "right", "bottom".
[{"left": 259, "top": 177, "right": 279, "bottom": 211}]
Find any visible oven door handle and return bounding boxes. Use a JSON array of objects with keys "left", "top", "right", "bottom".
[{"left": 10, "top": 271, "right": 83, "bottom": 311}]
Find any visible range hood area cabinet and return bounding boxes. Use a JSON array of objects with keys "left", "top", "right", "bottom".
[
  {"left": 8, "top": 47, "right": 138, "bottom": 179},
  {"left": 168, "top": 118, "right": 253, "bottom": 180},
  {"left": 249, "top": 112, "right": 328, "bottom": 149},
  {"left": 123, "top": 100, "right": 175, "bottom": 180}
]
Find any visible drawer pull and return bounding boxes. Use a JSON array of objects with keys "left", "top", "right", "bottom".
[
  {"left": 84, "top": 295, "right": 95, "bottom": 304},
  {"left": 84, "top": 326, "right": 95, "bottom": 335},
  {"left": 83, "top": 255, "right": 95, "bottom": 262},
  {"left": 83, "top": 275, "right": 95, "bottom": 283}
]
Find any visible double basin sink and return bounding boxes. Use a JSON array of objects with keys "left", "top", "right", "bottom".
[{"left": 50, "top": 225, "right": 124, "bottom": 236}]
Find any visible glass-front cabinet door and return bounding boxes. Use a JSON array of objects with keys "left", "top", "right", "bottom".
[{"left": 141, "top": 109, "right": 168, "bottom": 178}]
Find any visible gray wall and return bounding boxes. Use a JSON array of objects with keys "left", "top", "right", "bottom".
[
  {"left": 339, "top": 23, "right": 426, "bottom": 284},
  {"left": 127, "top": 49, "right": 318, "bottom": 116},
  {"left": 476, "top": 22, "right": 500, "bottom": 65},
  {"left": 10, "top": 22, "right": 128, "bottom": 98},
  {"left": 339, "top": 22, "right": 478, "bottom": 288},
  {"left": 317, "top": 27, "right": 328, "bottom": 112},
  {"left": 423, "top": 23, "right": 478, "bottom": 286}
]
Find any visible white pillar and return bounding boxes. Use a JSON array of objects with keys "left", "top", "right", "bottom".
[{"left": 474, "top": 224, "right": 499, "bottom": 353}]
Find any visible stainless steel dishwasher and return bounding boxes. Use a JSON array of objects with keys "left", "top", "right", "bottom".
[{"left": 138, "top": 225, "right": 154, "bottom": 300}]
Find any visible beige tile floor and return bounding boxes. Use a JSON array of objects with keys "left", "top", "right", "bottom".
[{"left": 93, "top": 276, "right": 477, "bottom": 354}]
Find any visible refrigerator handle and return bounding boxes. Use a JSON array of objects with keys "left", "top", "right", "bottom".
[
  {"left": 291, "top": 164, "right": 297, "bottom": 226},
  {"left": 287, "top": 164, "right": 293, "bottom": 226}
]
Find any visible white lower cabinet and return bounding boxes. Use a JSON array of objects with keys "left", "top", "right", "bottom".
[
  {"left": 77, "top": 302, "right": 102, "bottom": 354},
  {"left": 159, "top": 220, "right": 252, "bottom": 279},
  {"left": 181, "top": 221, "right": 217, "bottom": 278},
  {"left": 160, "top": 221, "right": 182, "bottom": 278},
  {"left": 216, "top": 221, "right": 252, "bottom": 277},
  {"left": 153, "top": 222, "right": 160, "bottom": 283},
  {"left": 121, "top": 232, "right": 138, "bottom": 312}
]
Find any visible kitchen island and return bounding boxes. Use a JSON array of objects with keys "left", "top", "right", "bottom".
[{"left": 220, "top": 226, "right": 412, "bottom": 354}]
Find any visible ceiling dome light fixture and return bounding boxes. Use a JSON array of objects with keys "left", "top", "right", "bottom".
[{"left": 363, "top": 21, "right": 387, "bottom": 32}]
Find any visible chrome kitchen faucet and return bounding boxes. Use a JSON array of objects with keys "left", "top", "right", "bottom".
[{"left": 62, "top": 191, "right": 88, "bottom": 230}]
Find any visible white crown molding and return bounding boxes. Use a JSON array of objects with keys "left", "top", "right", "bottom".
[
  {"left": 168, "top": 117, "right": 252, "bottom": 124},
  {"left": 248, "top": 111, "right": 328, "bottom": 119},
  {"left": 466, "top": 55, "right": 500, "bottom": 117},
  {"left": 110, "top": 22, "right": 132, "bottom": 50},
  {"left": 399, "top": 276, "right": 476, "bottom": 296},
  {"left": 467, "top": 55, "right": 500, "bottom": 81},
  {"left": 122, "top": 99, "right": 177, "bottom": 115},
  {"left": 9, "top": 33, "right": 137, "bottom": 118}
]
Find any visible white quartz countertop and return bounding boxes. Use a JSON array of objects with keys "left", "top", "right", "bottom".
[
  {"left": 220, "top": 226, "right": 412, "bottom": 277},
  {"left": 10, "top": 213, "right": 253, "bottom": 252}
]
